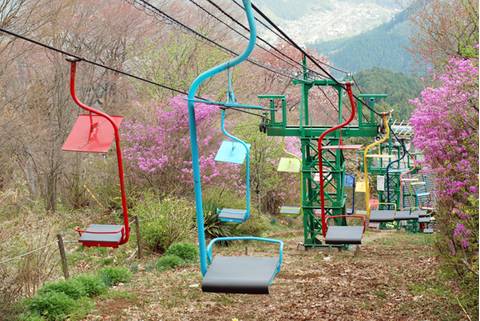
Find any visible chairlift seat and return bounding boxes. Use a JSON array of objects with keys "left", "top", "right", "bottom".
[
  {"left": 417, "top": 192, "right": 431, "bottom": 197},
  {"left": 344, "top": 175, "right": 355, "bottom": 187},
  {"left": 401, "top": 178, "right": 419, "bottom": 182},
  {"left": 394, "top": 210, "right": 419, "bottom": 221},
  {"left": 369, "top": 209, "right": 395, "bottom": 222},
  {"left": 202, "top": 255, "right": 280, "bottom": 294},
  {"left": 217, "top": 208, "right": 248, "bottom": 223},
  {"left": 215, "top": 140, "right": 250, "bottom": 164},
  {"left": 78, "top": 224, "right": 124, "bottom": 248},
  {"left": 411, "top": 182, "right": 426, "bottom": 186},
  {"left": 366, "top": 154, "right": 395, "bottom": 158},
  {"left": 325, "top": 226, "right": 363, "bottom": 245},
  {"left": 323, "top": 144, "right": 363, "bottom": 150},
  {"left": 412, "top": 209, "right": 428, "bottom": 217},
  {"left": 418, "top": 216, "right": 431, "bottom": 223},
  {"left": 279, "top": 206, "right": 301, "bottom": 216},
  {"left": 63, "top": 115, "right": 123, "bottom": 153},
  {"left": 355, "top": 181, "right": 366, "bottom": 193},
  {"left": 277, "top": 157, "right": 301, "bottom": 173}
]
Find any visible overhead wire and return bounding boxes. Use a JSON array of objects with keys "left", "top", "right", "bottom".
[
  {"left": 231, "top": 0, "right": 350, "bottom": 76},
  {"left": 133, "top": 0, "right": 301, "bottom": 82},
  {"left": 230, "top": 0, "right": 290, "bottom": 44},
  {"left": 203, "top": 0, "right": 327, "bottom": 79},
  {"left": 132, "top": 0, "right": 344, "bottom": 117},
  {"left": 0, "top": 28, "right": 265, "bottom": 119},
  {"left": 249, "top": 2, "right": 385, "bottom": 118},
  {"left": 186, "top": 0, "right": 302, "bottom": 74}
]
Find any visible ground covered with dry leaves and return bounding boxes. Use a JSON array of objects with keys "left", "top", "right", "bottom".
[{"left": 85, "top": 231, "right": 453, "bottom": 321}]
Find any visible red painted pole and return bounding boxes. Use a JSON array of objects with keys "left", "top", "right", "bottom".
[
  {"left": 68, "top": 61, "right": 130, "bottom": 244},
  {"left": 318, "top": 83, "right": 357, "bottom": 238}
]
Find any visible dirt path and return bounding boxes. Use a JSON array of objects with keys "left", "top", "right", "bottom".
[{"left": 86, "top": 231, "right": 441, "bottom": 321}]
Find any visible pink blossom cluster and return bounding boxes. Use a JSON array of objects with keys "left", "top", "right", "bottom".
[
  {"left": 123, "top": 95, "right": 241, "bottom": 189},
  {"left": 410, "top": 57, "right": 478, "bottom": 249}
]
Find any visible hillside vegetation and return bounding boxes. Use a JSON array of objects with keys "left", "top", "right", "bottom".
[
  {"left": 311, "top": 1, "right": 425, "bottom": 74},
  {"left": 354, "top": 68, "right": 423, "bottom": 120}
]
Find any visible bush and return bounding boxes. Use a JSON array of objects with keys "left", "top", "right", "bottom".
[
  {"left": 202, "top": 188, "right": 234, "bottom": 240},
  {"left": 165, "top": 243, "right": 198, "bottom": 263},
  {"left": 234, "top": 212, "right": 270, "bottom": 236},
  {"left": 98, "top": 267, "right": 132, "bottom": 287},
  {"left": 19, "top": 313, "right": 46, "bottom": 321},
  {"left": 38, "top": 279, "right": 86, "bottom": 300},
  {"left": 25, "top": 292, "right": 77, "bottom": 321},
  {"left": 72, "top": 274, "right": 107, "bottom": 297},
  {"left": 132, "top": 193, "right": 195, "bottom": 253},
  {"left": 156, "top": 255, "right": 184, "bottom": 272}
]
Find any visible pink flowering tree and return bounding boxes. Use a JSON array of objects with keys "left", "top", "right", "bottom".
[
  {"left": 123, "top": 95, "right": 241, "bottom": 194},
  {"left": 410, "top": 57, "right": 478, "bottom": 290}
]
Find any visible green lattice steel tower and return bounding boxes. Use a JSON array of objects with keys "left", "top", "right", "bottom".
[{"left": 259, "top": 60, "right": 386, "bottom": 247}]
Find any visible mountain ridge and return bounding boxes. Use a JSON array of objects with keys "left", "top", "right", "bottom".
[{"left": 309, "top": 1, "right": 426, "bottom": 74}]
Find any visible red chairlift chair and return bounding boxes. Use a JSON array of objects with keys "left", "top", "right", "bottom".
[{"left": 62, "top": 57, "right": 130, "bottom": 248}]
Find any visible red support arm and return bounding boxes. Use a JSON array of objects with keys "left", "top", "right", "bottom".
[
  {"left": 68, "top": 61, "right": 130, "bottom": 244},
  {"left": 318, "top": 83, "right": 357, "bottom": 238}
]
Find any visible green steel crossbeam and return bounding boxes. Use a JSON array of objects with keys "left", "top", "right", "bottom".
[{"left": 266, "top": 125, "right": 378, "bottom": 138}]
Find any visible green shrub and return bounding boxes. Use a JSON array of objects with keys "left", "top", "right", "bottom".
[
  {"left": 155, "top": 255, "right": 185, "bottom": 272},
  {"left": 67, "top": 297, "right": 94, "bottom": 321},
  {"left": 19, "top": 313, "right": 46, "bottom": 321},
  {"left": 165, "top": 243, "right": 198, "bottom": 263},
  {"left": 26, "top": 292, "right": 77, "bottom": 321},
  {"left": 98, "top": 267, "right": 132, "bottom": 287},
  {"left": 132, "top": 193, "right": 195, "bottom": 253},
  {"left": 38, "top": 279, "right": 86, "bottom": 300},
  {"left": 202, "top": 188, "right": 235, "bottom": 240},
  {"left": 234, "top": 212, "right": 270, "bottom": 236},
  {"left": 72, "top": 274, "right": 107, "bottom": 297}
]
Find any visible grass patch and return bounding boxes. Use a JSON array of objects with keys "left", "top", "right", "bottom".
[
  {"left": 24, "top": 292, "right": 88, "bottom": 321},
  {"left": 72, "top": 274, "right": 107, "bottom": 297},
  {"left": 98, "top": 267, "right": 132, "bottom": 286},
  {"left": 21, "top": 268, "right": 133, "bottom": 321},
  {"left": 99, "top": 290, "right": 137, "bottom": 301},
  {"left": 156, "top": 255, "right": 185, "bottom": 272},
  {"left": 165, "top": 243, "right": 198, "bottom": 263},
  {"left": 38, "top": 279, "right": 86, "bottom": 300},
  {"left": 402, "top": 269, "right": 466, "bottom": 321}
]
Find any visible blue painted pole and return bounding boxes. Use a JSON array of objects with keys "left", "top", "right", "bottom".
[
  {"left": 187, "top": 0, "right": 257, "bottom": 276},
  {"left": 220, "top": 109, "right": 251, "bottom": 218}
]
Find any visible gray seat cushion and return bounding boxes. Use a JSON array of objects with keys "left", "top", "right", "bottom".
[
  {"left": 369, "top": 210, "right": 395, "bottom": 222},
  {"left": 202, "top": 256, "right": 279, "bottom": 294},
  {"left": 418, "top": 216, "right": 431, "bottom": 223},
  {"left": 412, "top": 209, "right": 428, "bottom": 217},
  {"left": 218, "top": 208, "right": 247, "bottom": 221},
  {"left": 394, "top": 210, "right": 419, "bottom": 221},
  {"left": 325, "top": 226, "right": 363, "bottom": 245},
  {"left": 279, "top": 206, "right": 301, "bottom": 215},
  {"left": 79, "top": 224, "right": 123, "bottom": 244}
]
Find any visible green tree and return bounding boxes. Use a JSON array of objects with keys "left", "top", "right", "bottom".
[{"left": 354, "top": 67, "right": 424, "bottom": 120}]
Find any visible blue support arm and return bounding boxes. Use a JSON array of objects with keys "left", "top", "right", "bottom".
[
  {"left": 187, "top": 0, "right": 257, "bottom": 276},
  {"left": 206, "top": 236, "right": 284, "bottom": 273},
  {"left": 220, "top": 109, "right": 251, "bottom": 219}
]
